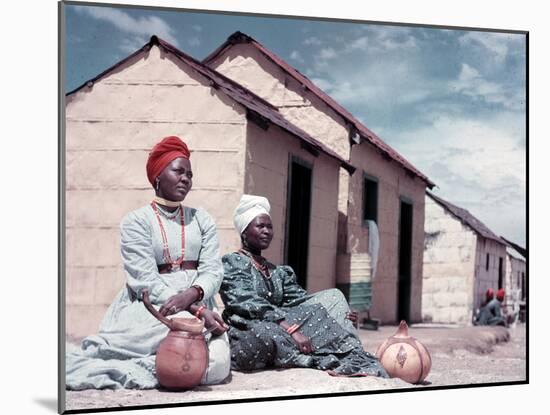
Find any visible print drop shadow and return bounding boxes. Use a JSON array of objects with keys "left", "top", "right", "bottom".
[{"left": 33, "top": 397, "right": 57, "bottom": 412}]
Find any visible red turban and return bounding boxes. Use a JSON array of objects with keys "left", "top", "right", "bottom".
[
  {"left": 485, "top": 288, "right": 494, "bottom": 301},
  {"left": 146, "top": 136, "right": 191, "bottom": 186},
  {"left": 496, "top": 288, "right": 505, "bottom": 301}
]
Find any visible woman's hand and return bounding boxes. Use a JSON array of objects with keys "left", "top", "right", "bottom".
[
  {"left": 291, "top": 331, "right": 313, "bottom": 354},
  {"left": 201, "top": 309, "right": 229, "bottom": 336},
  {"left": 159, "top": 287, "right": 200, "bottom": 316},
  {"left": 346, "top": 311, "right": 359, "bottom": 326},
  {"left": 278, "top": 320, "right": 313, "bottom": 353}
]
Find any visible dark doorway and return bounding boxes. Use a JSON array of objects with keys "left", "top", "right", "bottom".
[
  {"left": 285, "top": 158, "right": 312, "bottom": 290},
  {"left": 498, "top": 257, "right": 504, "bottom": 289},
  {"left": 363, "top": 175, "right": 379, "bottom": 224},
  {"left": 397, "top": 200, "right": 413, "bottom": 322}
]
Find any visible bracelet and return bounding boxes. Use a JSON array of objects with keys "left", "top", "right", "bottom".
[
  {"left": 191, "top": 285, "right": 204, "bottom": 301},
  {"left": 195, "top": 304, "right": 206, "bottom": 319},
  {"left": 286, "top": 324, "right": 300, "bottom": 335}
]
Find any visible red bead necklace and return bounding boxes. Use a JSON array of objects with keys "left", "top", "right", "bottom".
[
  {"left": 151, "top": 201, "right": 185, "bottom": 270},
  {"left": 239, "top": 249, "right": 271, "bottom": 279}
]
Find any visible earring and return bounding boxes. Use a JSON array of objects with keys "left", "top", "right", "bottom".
[
  {"left": 241, "top": 234, "right": 249, "bottom": 249},
  {"left": 155, "top": 179, "right": 160, "bottom": 192}
]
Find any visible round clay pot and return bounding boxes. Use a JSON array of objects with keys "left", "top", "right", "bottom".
[
  {"left": 155, "top": 329, "right": 208, "bottom": 390},
  {"left": 142, "top": 291, "right": 209, "bottom": 390},
  {"left": 375, "top": 320, "right": 431, "bottom": 384}
]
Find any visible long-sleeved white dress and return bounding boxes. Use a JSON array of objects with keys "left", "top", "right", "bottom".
[{"left": 66, "top": 204, "right": 231, "bottom": 390}]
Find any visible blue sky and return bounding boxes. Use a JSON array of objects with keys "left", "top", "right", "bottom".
[{"left": 64, "top": 3, "right": 527, "bottom": 246}]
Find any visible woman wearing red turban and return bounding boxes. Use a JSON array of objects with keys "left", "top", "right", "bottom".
[
  {"left": 474, "top": 287, "right": 507, "bottom": 327},
  {"left": 66, "top": 136, "right": 231, "bottom": 390}
]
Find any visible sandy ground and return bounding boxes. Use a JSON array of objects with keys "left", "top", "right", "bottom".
[{"left": 64, "top": 323, "right": 526, "bottom": 412}]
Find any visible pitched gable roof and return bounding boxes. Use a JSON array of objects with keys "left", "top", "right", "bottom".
[
  {"left": 500, "top": 236, "right": 527, "bottom": 259},
  {"left": 204, "top": 31, "right": 434, "bottom": 188},
  {"left": 67, "top": 36, "right": 355, "bottom": 174},
  {"left": 427, "top": 192, "right": 504, "bottom": 244}
]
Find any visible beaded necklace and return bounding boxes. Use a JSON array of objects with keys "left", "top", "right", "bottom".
[
  {"left": 239, "top": 248, "right": 271, "bottom": 280},
  {"left": 151, "top": 201, "right": 185, "bottom": 270}
]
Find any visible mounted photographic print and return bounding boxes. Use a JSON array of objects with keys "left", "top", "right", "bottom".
[{"left": 59, "top": 0, "right": 528, "bottom": 413}]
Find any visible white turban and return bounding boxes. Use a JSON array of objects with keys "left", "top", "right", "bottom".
[{"left": 233, "top": 194, "right": 271, "bottom": 235}]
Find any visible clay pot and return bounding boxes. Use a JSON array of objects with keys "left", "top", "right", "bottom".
[
  {"left": 142, "top": 290, "right": 208, "bottom": 390},
  {"left": 375, "top": 320, "right": 431, "bottom": 384}
]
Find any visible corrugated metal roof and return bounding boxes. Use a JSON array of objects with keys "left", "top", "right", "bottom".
[
  {"left": 67, "top": 36, "right": 355, "bottom": 175},
  {"left": 427, "top": 192, "right": 505, "bottom": 244},
  {"left": 203, "top": 31, "right": 434, "bottom": 188}
]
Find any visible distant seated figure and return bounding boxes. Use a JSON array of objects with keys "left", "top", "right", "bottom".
[
  {"left": 495, "top": 288, "right": 511, "bottom": 325},
  {"left": 474, "top": 288, "right": 507, "bottom": 327},
  {"left": 507, "top": 287, "right": 522, "bottom": 327}
]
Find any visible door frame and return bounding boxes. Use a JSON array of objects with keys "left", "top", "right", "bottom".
[
  {"left": 397, "top": 195, "right": 414, "bottom": 322},
  {"left": 283, "top": 154, "right": 313, "bottom": 281}
]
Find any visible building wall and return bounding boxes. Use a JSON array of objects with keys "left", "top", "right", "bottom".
[
  {"left": 473, "top": 238, "right": 508, "bottom": 311},
  {"left": 243, "top": 122, "right": 340, "bottom": 293},
  {"left": 65, "top": 45, "right": 248, "bottom": 338},
  {"left": 504, "top": 253, "right": 526, "bottom": 313},
  {"left": 207, "top": 44, "right": 351, "bottom": 217},
  {"left": 348, "top": 143, "right": 427, "bottom": 323},
  {"left": 209, "top": 43, "right": 427, "bottom": 323},
  {"left": 207, "top": 44, "right": 350, "bottom": 160},
  {"left": 422, "top": 197, "right": 478, "bottom": 324}
]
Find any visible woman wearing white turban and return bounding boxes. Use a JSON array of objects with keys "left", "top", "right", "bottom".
[{"left": 219, "top": 195, "right": 387, "bottom": 377}]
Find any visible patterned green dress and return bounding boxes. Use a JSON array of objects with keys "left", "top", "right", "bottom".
[{"left": 220, "top": 252, "right": 388, "bottom": 377}]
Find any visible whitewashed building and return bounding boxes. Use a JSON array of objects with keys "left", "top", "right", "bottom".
[
  {"left": 503, "top": 244, "right": 527, "bottom": 323},
  {"left": 422, "top": 192, "right": 508, "bottom": 325}
]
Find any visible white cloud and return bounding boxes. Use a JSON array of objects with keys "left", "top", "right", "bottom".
[
  {"left": 319, "top": 58, "right": 436, "bottom": 110},
  {"left": 388, "top": 112, "right": 526, "bottom": 244},
  {"left": 457, "top": 62, "right": 480, "bottom": 81},
  {"left": 347, "top": 36, "right": 369, "bottom": 51},
  {"left": 289, "top": 50, "right": 304, "bottom": 63},
  {"left": 319, "top": 48, "right": 337, "bottom": 60},
  {"left": 458, "top": 31, "right": 515, "bottom": 62},
  {"left": 309, "top": 77, "right": 334, "bottom": 92},
  {"left": 451, "top": 63, "right": 525, "bottom": 111},
  {"left": 380, "top": 35, "right": 417, "bottom": 50},
  {"left": 303, "top": 36, "right": 322, "bottom": 46},
  {"left": 188, "top": 37, "right": 201, "bottom": 47},
  {"left": 119, "top": 36, "right": 149, "bottom": 54},
  {"left": 329, "top": 80, "right": 364, "bottom": 102},
  {"left": 361, "top": 26, "right": 417, "bottom": 52},
  {"left": 395, "top": 112, "right": 525, "bottom": 184},
  {"left": 74, "top": 6, "right": 180, "bottom": 48}
]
